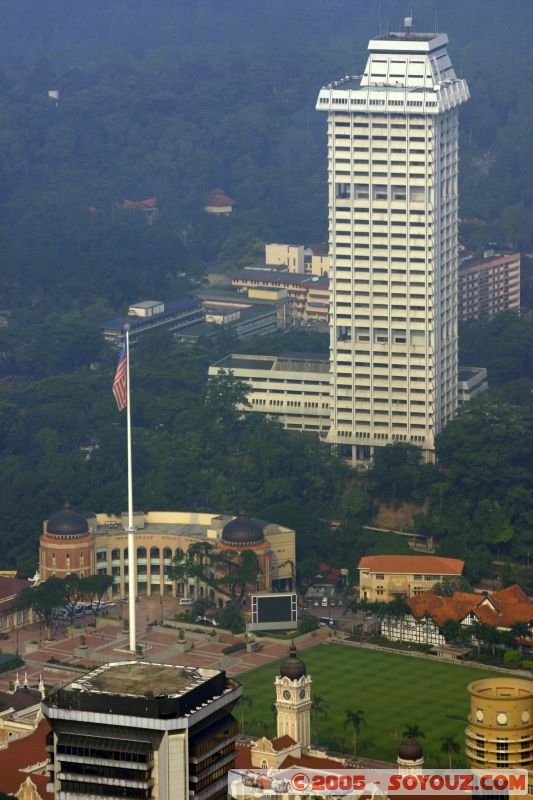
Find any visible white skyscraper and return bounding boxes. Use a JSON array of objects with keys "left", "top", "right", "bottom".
[{"left": 316, "top": 21, "right": 469, "bottom": 466}]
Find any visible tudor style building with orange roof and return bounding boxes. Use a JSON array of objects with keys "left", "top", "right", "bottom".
[
  {"left": 380, "top": 584, "right": 533, "bottom": 647},
  {"left": 357, "top": 554, "right": 464, "bottom": 602}
]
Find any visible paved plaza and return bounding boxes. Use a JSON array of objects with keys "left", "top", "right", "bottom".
[{"left": 0, "top": 595, "right": 332, "bottom": 693}]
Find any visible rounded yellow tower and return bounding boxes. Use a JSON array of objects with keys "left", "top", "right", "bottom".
[{"left": 466, "top": 678, "right": 533, "bottom": 797}]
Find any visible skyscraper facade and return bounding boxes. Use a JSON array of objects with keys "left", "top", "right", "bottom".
[{"left": 316, "top": 21, "right": 469, "bottom": 465}]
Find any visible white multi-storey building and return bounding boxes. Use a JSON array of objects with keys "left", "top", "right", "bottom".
[{"left": 316, "top": 21, "right": 469, "bottom": 465}]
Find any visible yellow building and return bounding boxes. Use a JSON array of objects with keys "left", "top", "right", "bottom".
[
  {"left": 357, "top": 555, "right": 464, "bottom": 602},
  {"left": 40, "top": 508, "right": 295, "bottom": 606},
  {"left": 466, "top": 677, "right": 533, "bottom": 797}
]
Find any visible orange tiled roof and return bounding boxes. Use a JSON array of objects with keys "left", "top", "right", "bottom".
[
  {"left": 0, "top": 718, "right": 52, "bottom": 797},
  {"left": 358, "top": 555, "right": 464, "bottom": 575},
  {"left": 407, "top": 585, "right": 533, "bottom": 630}
]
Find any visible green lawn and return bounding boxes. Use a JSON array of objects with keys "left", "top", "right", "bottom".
[{"left": 238, "top": 643, "right": 530, "bottom": 767}]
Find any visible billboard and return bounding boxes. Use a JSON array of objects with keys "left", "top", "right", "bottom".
[{"left": 248, "top": 593, "right": 297, "bottom": 631}]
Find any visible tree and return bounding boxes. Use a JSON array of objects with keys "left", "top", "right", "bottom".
[
  {"left": 402, "top": 724, "right": 425, "bottom": 741},
  {"left": 311, "top": 695, "right": 328, "bottom": 745},
  {"left": 169, "top": 548, "right": 189, "bottom": 598},
  {"left": 81, "top": 574, "right": 113, "bottom": 615},
  {"left": 238, "top": 694, "right": 253, "bottom": 733},
  {"left": 216, "top": 550, "right": 260, "bottom": 606},
  {"left": 13, "top": 577, "right": 68, "bottom": 640},
  {"left": 433, "top": 576, "right": 474, "bottom": 597},
  {"left": 219, "top": 602, "right": 245, "bottom": 634},
  {"left": 370, "top": 443, "right": 423, "bottom": 503},
  {"left": 62, "top": 574, "right": 83, "bottom": 621},
  {"left": 440, "top": 734, "right": 460, "bottom": 769},
  {"left": 344, "top": 709, "right": 366, "bottom": 758},
  {"left": 441, "top": 619, "right": 463, "bottom": 644},
  {"left": 339, "top": 484, "right": 372, "bottom": 523}
]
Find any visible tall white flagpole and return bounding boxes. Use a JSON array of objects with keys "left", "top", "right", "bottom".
[{"left": 125, "top": 324, "right": 137, "bottom": 653}]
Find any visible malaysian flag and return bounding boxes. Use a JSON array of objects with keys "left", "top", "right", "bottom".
[{"left": 112, "top": 339, "right": 128, "bottom": 410}]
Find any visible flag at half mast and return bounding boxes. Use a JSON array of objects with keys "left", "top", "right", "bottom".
[{"left": 113, "top": 339, "right": 127, "bottom": 411}]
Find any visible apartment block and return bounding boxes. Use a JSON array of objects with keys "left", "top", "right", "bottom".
[
  {"left": 231, "top": 270, "right": 316, "bottom": 320},
  {"left": 316, "top": 23, "right": 469, "bottom": 466},
  {"left": 458, "top": 252, "right": 520, "bottom": 321}
]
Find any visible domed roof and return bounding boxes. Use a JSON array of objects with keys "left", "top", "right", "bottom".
[
  {"left": 279, "top": 643, "right": 306, "bottom": 680},
  {"left": 46, "top": 503, "right": 89, "bottom": 539},
  {"left": 221, "top": 513, "right": 264, "bottom": 547},
  {"left": 398, "top": 739, "right": 423, "bottom": 762}
]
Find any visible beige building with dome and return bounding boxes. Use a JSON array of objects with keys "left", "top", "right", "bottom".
[
  {"left": 467, "top": 677, "right": 533, "bottom": 798},
  {"left": 39, "top": 506, "right": 295, "bottom": 605}
]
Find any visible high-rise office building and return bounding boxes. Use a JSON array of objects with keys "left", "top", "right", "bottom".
[
  {"left": 43, "top": 661, "right": 241, "bottom": 800},
  {"left": 316, "top": 20, "right": 469, "bottom": 465}
]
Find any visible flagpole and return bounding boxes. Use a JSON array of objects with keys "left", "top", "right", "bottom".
[{"left": 125, "top": 324, "right": 136, "bottom": 653}]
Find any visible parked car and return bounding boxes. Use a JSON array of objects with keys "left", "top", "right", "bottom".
[
  {"left": 319, "top": 617, "right": 335, "bottom": 627},
  {"left": 179, "top": 598, "right": 193, "bottom": 606},
  {"left": 195, "top": 616, "right": 218, "bottom": 627},
  {"left": 321, "top": 597, "right": 329, "bottom": 607},
  {"left": 313, "top": 600, "right": 320, "bottom": 607}
]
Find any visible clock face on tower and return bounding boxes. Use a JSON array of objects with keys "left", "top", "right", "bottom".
[
  {"left": 299, "top": 689, "right": 306, "bottom": 699},
  {"left": 283, "top": 690, "right": 291, "bottom": 700}
]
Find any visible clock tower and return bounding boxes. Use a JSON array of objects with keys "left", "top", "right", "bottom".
[{"left": 275, "top": 643, "right": 312, "bottom": 748}]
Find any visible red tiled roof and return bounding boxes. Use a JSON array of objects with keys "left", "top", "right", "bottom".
[
  {"left": 207, "top": 188, "right": 235, "bottom": 207},
  {"left": 0, "top": 688, "right": 42, "bottom": 713},
  {"left": 235, "top": 744, "right": 253, "bottom": 769},
  {"left": 0, "top": 718, "right": 52, "bottom": 798},
  {"left": 281, "top": 753, "right": 342, "bottom": 769},
  {"left": 271, "top": 735, "right": 296, "bottom": 751},
  {"left": 319, "top": 563, "right": 340, "bottom": 583},
  {"left": 0, "top": 576, "right": 30, "bottom": 602},
  {"left": 358, "top": 555, "right": 464, "bottom": 575},
  {"left": 123, "top": 197, "right": 158, "bottom": 209}
]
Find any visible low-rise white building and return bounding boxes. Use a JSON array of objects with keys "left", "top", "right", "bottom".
[
  {"left": 209, "top": 353, "right": 331, "bottom": 434},
  {"left": 458, "top": 367, "right": 488, "bottom": 405}
]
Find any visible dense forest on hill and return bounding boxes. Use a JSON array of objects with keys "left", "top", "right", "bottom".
[
  {"left": 0, "top": 2, "right": 532, "bottom": 585},
  {"left": 1, "top": 0, "right": 533, "bottom": 316}
]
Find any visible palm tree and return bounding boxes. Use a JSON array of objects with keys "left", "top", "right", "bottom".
[
  {"left": 440, "top": 734, "right": 460, "bottom": 769},
  {"left": 343, "top": 599, "right": 359, "bottom": 636},
  {"left": 311, "top": 695, "right": 328, "bottom": 745},
  {"left": 344, "top": 709, "right": 366, "bottom": 758},
  {"left": 510, "top": 621, "right": 530, "bottom": 653},
  {"left": 238, "top": 695, "right": 253, "bottom": 733},
  {"left": 402, "top": 724, "right": 425, "bottom": 741}
]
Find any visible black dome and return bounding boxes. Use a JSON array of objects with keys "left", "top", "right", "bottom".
[
  {"left": 47, "top": 503, "right": 89, "bottom": 539},
  {"left": 398, "top": 739, "right": 423, "bottom": 761},
  {"left": 222, "top": 514, "right": 264, "bottom": 547},
  {"left": 279, "top": 643, "right": 306, "bottom": 680}
]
